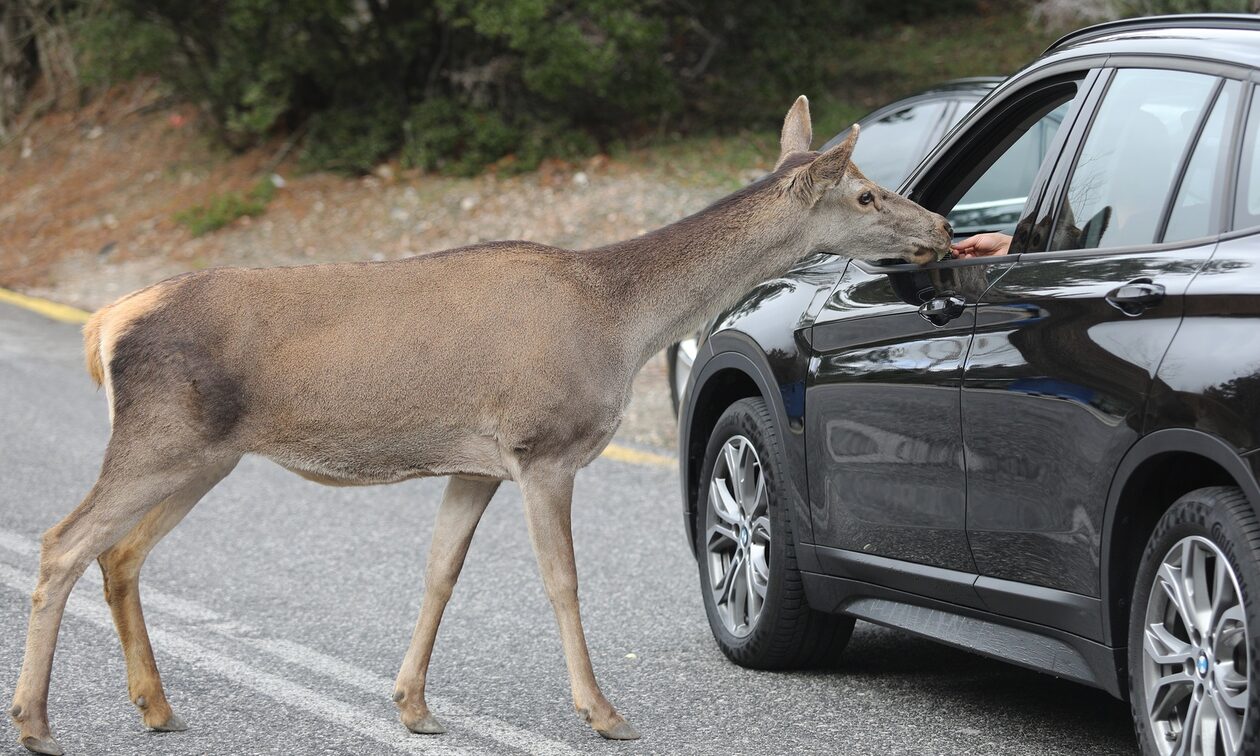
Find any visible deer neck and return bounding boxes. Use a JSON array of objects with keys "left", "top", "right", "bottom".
[{"left": 585, "top": 181, "right": 809, "bottom": 369}]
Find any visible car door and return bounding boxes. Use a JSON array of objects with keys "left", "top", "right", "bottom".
[
  {"left": 961, "top": 68, "right": 1242, "bottom": 619},
  {"left": 804, "top": 72, "right": 1094, "bottom": 591},
  {"left": 1150, "top": 82, "right": 1260, "bottom": 452}
]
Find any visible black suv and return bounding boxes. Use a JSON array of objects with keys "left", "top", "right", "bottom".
[{"left": 679, "top": 15, "right": 1260, "bottom": 755}]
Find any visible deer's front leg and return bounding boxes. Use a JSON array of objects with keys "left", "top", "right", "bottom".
[
  {"left": 519, "top": 466, "right": 639, "bottom": 740},
  {"left": 394, "top": 476, "right": 499, "bottom": 735}
]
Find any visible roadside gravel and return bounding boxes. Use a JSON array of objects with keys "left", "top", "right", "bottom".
[{"left": 1, "top": 91, "right": 736, "bottom": 452}]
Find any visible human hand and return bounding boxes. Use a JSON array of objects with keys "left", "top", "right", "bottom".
[{"left": 950, "top": 232, "right": 1011, "bottom": 259}]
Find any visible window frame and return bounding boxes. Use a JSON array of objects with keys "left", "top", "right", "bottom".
[
  {"left": 1024, "top": 58, "right": 1253, "bottom": 262},
  {"left": 1227, "top": 80, "right": 1260, "bottom": 235},
  {"left": 1162, "top": 78, "right": 1242, "bottom": 244}
]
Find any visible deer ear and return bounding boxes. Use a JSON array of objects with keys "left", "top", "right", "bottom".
[
  {"left": 797, "top": 124, "right": 859, "bottom": 203},
  {"left": 776, "top": 95, "right": 813, "bottom": 169},
  {"left": 812, "top": 124, "right": 858, "bottom": 180}
]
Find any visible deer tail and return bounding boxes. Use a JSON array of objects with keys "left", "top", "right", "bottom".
[{"left": 83, "top": 305, "right": 110, "bottom": 387}]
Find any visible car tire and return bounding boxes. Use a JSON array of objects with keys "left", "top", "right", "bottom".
[
  {"left": 1128, "top": 486, "right": 1260, "bottom": 756},
  {"left": 695, "top": 397, "right": 853, "bottom": 669}
]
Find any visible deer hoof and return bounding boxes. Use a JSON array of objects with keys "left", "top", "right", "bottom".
[
  {"left": 21, "top": 734, "right": 64, "bottom": 756},
  {"left": 596, "top": 719, "right": 641, "bottom": 741},
  {"left": 403, "top": 713, "right": 446, "bottom": 735},
  {"left": 148, "top": 711, "right": 188, "bottom": 732}
]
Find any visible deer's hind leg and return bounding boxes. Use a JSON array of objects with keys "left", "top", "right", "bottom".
[
  {"left": 394, "top": 476, "right": 500, "bottom": 735},
  {"left": 98, "top": 458, "right": 238, "bottom": 733},
  {"left": 9, "top": 438, "right": 237, "bottom": 756}
]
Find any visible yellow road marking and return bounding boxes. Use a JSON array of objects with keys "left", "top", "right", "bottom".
[
  {"left": 601, "top": 442, "right": 675, "bottom": 468},
  {"left": 0, "top": 287, "right": 90, "bottom": 324},
  {"left": 0, "top": 287, "right": 678, "bottom": 470}
]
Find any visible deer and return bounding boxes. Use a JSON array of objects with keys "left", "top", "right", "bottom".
[{"left": 8, "top": 95, "right": 952, "bottom": 755}]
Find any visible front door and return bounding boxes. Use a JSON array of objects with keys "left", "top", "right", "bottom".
[
  {"left": 806, "top": 261, "right": 997, "bottom": 575},
  {"left": 804, "top": 68, "right": 1094, "bottom": 582}
]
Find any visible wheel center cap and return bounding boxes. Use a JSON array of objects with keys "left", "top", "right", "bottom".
[
  {"left": 1197, "top": 652, "right": 1210, "bottom": 677},
  {"left": 740, "top": 527, "right": 749, "bottom": 547}
]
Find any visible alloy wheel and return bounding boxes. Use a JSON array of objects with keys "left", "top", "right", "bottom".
[
  {"left": 1142, "top": 535, "right": 1250, "bottom": 755},
  {"left": 705, "top": 435, "right": 771, "bottom": 637}
]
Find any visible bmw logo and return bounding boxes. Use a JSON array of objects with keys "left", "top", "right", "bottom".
[
  {"left": 740, "top": 528, "right": 749, "bottom": 547},
  {"left": 1197, "top": 653, "right": 1210, "bottom": 676}
]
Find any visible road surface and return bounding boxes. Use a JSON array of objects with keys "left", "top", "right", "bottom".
[{"left": 0, "top": 300, "right": 1137, "bottom": 755}]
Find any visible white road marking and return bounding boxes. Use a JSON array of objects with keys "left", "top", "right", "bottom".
[
  {"left": 0, "top": 528, "right": 582, "bottom": 756},
  {"left": 0, "top": 561, "right": 473, "bottom": 756},
  {"left": 248, "top": 637, "right": 582, "bottom": 756}
]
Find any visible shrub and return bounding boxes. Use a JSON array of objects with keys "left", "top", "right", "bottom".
[
  {"left": 300, "top": 100, "right": 406, "bottom": 174},
  {"left": 71, "top": 0, "right": 989, "bottom": 173},
  {"left": 175, "top": 178, "right": 277, "bottom": 236}
]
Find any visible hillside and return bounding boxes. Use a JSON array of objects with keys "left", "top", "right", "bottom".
[{"left": 0, "top": 5, "right": 1063, "bottom": 451}]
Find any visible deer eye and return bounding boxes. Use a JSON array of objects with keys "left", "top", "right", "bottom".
[{"left": 858, "top": 191, "right": 875, "bottom": 206}]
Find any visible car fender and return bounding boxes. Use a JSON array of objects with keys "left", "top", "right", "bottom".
[
  {"left": 679, "top": 333, "right": 813, "bottom": 558},
  {"left": 1100, "top": 428, "right": 1260, "bottom": 645}
]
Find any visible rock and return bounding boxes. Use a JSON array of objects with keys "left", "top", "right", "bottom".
[
  {"left": 87, "top": 125, "right": 104, "bottom": 140},
  {"left": 573, "top": 171, "right": 589, "bottom": 186},
  {"left": 460, "top": 196, "right": 478, "bottom": 211},
  {"left": 270, "top": 173, "right": 287, "bottom": 188}
]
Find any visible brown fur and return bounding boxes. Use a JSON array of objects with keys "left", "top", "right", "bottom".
[
  {"left": 11, "top": 95, "right": 952, "bottom": 754},
  {"left": 83, "top": 308, "right": 106, "bottom": 387}
]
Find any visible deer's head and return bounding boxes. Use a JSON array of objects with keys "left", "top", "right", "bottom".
[{"left": 774, "top": 96, "right": 952, "bottom": 265}]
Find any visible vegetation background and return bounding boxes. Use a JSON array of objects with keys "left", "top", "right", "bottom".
[
  {"left": 1, "top": 0, "right": 1258, "bottom": 448},
  {"left": 5, "top": 0, "right": 1256, "bottom": 177}
]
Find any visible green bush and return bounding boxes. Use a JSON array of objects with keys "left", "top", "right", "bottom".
[
  {"left": 402, "top": 98, "right": 517, "bottom": 176},
  {"left": 1114, "top": 0, "right": 1253, "bottom": 11},
  {"left": 301, "top": 100, "right": 406, "bottom": 174},
  {"left": 73, "top": 0, "right": 986, "bottom": 174},
  {"left": 175, "top": 178, "right": 276, "bottom": 236}
]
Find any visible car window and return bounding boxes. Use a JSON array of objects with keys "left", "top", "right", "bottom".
[
  {"left": 945, "top": 97, "right": 981, "bottom": 131},
  {"left": 946, "top": 99, "right": 1072, "bottom": 237},
  {"left": 1165, "top": 80, "right": 1239, "bottom": 243},
  {"left": 1049, "top": 69, "right": 1218, "bottom": 252},
  {"left": 1234, "top": 87, "right": 1260, "bottom": 232},
  {"left": 850, "top": 100, "right": 947, "bottom": 188}
]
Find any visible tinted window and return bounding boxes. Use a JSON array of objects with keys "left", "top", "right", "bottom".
[
  {"left": 1166, "top": 81, "right": 1238, "bottom": 243},
  {"left": 947, "top": 89, "right": 1073, "bottom": 239},
  {"left": 850, "top": 100, "right": 947, "bottom": 188},
  {"left": 946, "top": 98, "right": 1073, "bottom": 237},
  {"left": 1234, "top": 87, "right": 1260, "bottom": 231},
  {"left": 945, "top": 97, "right": 981, "bottom": 130},
  {"left": 1050, "top": 69, "right": 1217, "bottom": 252}
]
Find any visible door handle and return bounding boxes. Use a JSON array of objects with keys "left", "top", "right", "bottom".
[
  {"left": 918, "top": 293, "right": 966, "bottom": 326},
  {"left": 1106, "top": 278, "right": 1165, "bottom": 316}
]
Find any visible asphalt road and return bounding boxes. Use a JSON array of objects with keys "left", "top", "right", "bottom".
[{"left": 0, "top": 300, "right": 1138, "bottom": 756}]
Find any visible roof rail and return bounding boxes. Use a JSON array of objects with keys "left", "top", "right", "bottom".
[{"left": 1047, "top": 13, "right": 1260, "bottom": 54}]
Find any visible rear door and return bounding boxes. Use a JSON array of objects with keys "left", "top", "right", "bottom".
[{"left": 960, "top": 67, "right": 1242, "bottom": 628}]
